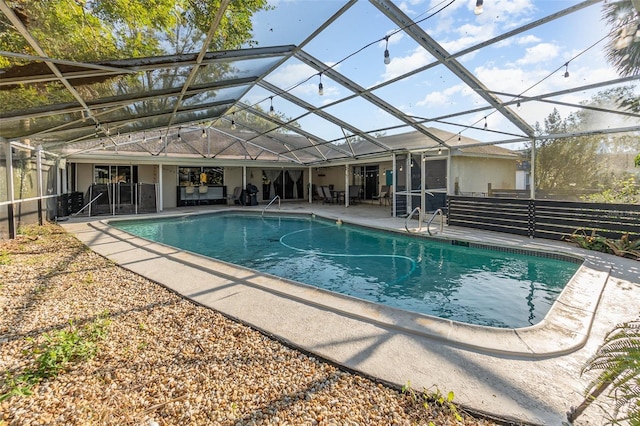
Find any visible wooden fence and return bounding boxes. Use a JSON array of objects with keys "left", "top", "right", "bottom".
[{"left": 447, "top": 196, "right": 640, "bottom": 240}]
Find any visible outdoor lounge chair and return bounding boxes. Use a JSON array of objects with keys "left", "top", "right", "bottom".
[{"left": 320, "top": 186, "right": 333, "bottom": 204}]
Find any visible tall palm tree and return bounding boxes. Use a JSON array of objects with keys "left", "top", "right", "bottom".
[
  {"left": 603, "top": 1, "right": 640, "bottom": 114},
  {"left": 604, "top": 1, "right": 640, "bottom": 76}
]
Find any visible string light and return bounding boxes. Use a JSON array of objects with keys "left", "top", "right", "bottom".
[
  {"left": 564, "top": 62, "right": 570, "bottom": 78},
  {"left": 177, "top": 129, "right": 181, "bottom": 142},
  {"left": 318, "top": 73, "right": 324, "bottom": 96},
  {"left": 201, "top": 129, "right": 207, "bottom": 138},
  {"left": 269, "top": 97, "right": 275, "bottom": 116},
  {"left": 474, "top": 0, "right": 483, "bottom": 15},
  {"left": 438, "top": 147, "right": 442, "bottom": 154},
  {"left": 458, "top": 133, "right": 461, "bottom": 142},
  {"left": 383, "top": 36, "right": 390, "bottom": 65},
  {"left": 157, "top": 136, "right": 163, "bottom": 144},
  {"left": 483, "top": 116, "right": 488, "bottom": 130},
  {"left": 231, "top": 113, "right": 237, "bottom": 129},
  {"left": 516, "top": 100, "right": 521, "bottom": 110}
]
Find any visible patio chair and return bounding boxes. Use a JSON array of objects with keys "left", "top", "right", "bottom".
[
  {"left": 348, "top": 185, "right": 361, "bottom": 204},
  {"left": 184, "top": 185, "right": 196, "bottom": 206},
  {"left": 316, "top": 185, "right": 328, "bottom": 203},
  {"left": 198, "top": 185, "right": 209, "bottom": 205},
  {"left": 321, "top": 186, "right": 333, "bottom": 203},
  {"left": 231, "top": 186, "right": 243, "bottom": 205}
]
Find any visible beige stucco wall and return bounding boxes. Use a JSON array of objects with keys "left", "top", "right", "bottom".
[
  {"left": 76, "top": 163, "right": 93, "bottom": 192},
  {"left": 161, "top": 165, "right": 177, "bottom": 209},
  {"left": 225, "top": 167, "right": 244, "bottom": 195},
  {"left": 451, "top": 156, "right": 516, "bottom": 195},
  {"left": 138, "top": 164, "right": 156, "bottom": 184}
]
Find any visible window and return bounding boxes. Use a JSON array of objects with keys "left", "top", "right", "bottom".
[
  {"left": 178, "top": 166, "right": 223, "bottom": 186},
  {"left": 94, "top": 165, "right": 137, "bottom": 184}
]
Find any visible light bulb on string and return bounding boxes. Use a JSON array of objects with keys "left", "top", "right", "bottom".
[
  {"left": 269, "top": 97, "right": 275, "bottom": 116},
  {"left": 438, "top": 147, "right": 442, "bottom": 154},
  {"left": 483, "top": 117, "right": 488, "bottom": 130},
  {"left": 564, "top": 63, "right": 570, "bottom": 78},
  {"left": 231, "top": 113, "right": 237, "bottom": 129},
  {"left": 383, "top": 36, "right": 390, "bottom": 65},
  {"left": 318, "top": 73, "right": 324, "bottom": 96},
  {"left": 201, "top": 128, "right": 207, "bottom": 138},
  {"left": 516, "top": 100, "right": 521, "bottom": 110},
  {"left": 474, "top": 0, "right": 483, "bottom": 15},
  {"left": 177, "top": 129, "right": 181, "bottom": 142},
  {"left": 458, "top": 133, "right": 461, "bottom": 143}
]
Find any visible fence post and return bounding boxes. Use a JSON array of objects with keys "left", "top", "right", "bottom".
[{"left": 528, "top": 200, "right": 535, "bottom": 238}]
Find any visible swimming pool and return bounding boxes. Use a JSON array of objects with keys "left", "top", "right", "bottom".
[{"left": 113, "top": 212, "right": 581, "bottom": 328}]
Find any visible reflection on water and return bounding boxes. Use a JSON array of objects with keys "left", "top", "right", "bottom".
[{"left": 114, "top": 214, "right": 579, "bottom": 328}]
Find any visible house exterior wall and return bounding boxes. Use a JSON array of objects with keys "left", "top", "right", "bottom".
[
  {"left": 451, "top": 156, "right": 516, "bottom": 195},
  {"left": 312, "top": 166, "right": 345, "bottom": 191},
  {"left": 138, "top": 164, "right": 156, "bottom": 184},
  {"left": 161, "top": 165, "right": 177, "bottom": 209}
]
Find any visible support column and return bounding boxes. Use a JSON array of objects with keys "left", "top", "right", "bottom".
[
  {"left": 157, "top": 164, "right": 163, "bottom": 212},
  {"left": 344, "top": 164, "right": 349, "bottom": 207},
  {"left": 36, "top": 145, "right": 43, "bottom": 225},
  {"left": 4, "top": 140, "right": 16, "bottom": 238},
  {"left": 391, "top": 153, "right": 396, "bottom": 217},
  {"left": 446, "top": 148, "right": 452, "bottom": 195},
  {"left": 308, "top": 166, "right": 312, "bottom": 204},
  {"left": 420, "top": 152, "right": 425, "bottom": 223},
  {"left": 530, "top": 138, "right": 536, "bottom": 199}
]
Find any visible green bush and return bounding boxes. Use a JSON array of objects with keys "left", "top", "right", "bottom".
[{"left": 0, "top": 316, "right": 110, "bottom": 402}]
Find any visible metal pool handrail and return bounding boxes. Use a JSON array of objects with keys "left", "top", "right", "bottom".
[
  {"left": 405, "top": 207, "right": 422, "bottom": 233},
  {"left": 427, "top": 208, "right": 444, "bottom": 236},
  {"left": 261, "top": 195, "right": 280, "bottom": 217}
]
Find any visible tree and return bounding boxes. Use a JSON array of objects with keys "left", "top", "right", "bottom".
[
  {"left": 602, "top": 0, "right": 640, "bottom": 78},
  {"left": 0, "top": 1, "right": 270, "bottom": 113},
  {"left": 533, "top": 108, "right": 602, "bottom": 193},
  {"left": 533, "top": 86, "right": 640, "bottom": 198},
  {"left": 601, "top": 1, "right": 640, "bottom": 114}
]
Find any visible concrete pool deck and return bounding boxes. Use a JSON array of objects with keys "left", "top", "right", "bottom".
[{"left": 61, "top": 202, "right": 640, "bottom": 425}]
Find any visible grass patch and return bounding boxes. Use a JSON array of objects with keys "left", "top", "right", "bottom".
[
  {"left": 0, "top": 313, "right": 111, "bottom": 402},
  {"left": 0, "top": 249, "right": 10, "bottom": 266}
]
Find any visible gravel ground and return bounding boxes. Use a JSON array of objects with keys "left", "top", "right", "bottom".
[{"left": 0, "top": 223, "right": 502, "bottom": 426}]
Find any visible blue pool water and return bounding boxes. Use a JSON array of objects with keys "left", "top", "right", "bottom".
[{"left": 113, "top": 213, "right": 581, "bottom": 328}]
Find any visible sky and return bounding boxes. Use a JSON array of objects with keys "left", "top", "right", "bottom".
[{"left": 236, "top": 0, "right": 635, "bottom": 149}]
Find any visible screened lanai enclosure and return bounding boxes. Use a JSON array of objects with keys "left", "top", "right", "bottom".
[{"left": 1, "top": 0, "right": 639, "bottom": 239}]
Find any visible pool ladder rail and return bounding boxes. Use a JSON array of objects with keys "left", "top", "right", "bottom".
[
  {"left": 426, "top": 208, "right": 444, "bottom": 236},
  {"left": 405, "top": 207, "right": 422, "bottom": 233},
  {"left": 405, "top": 207, "right": 445, "bottom": 236},
  {"left": 261, "top": 195, "right": 281, "bottom": 217}
]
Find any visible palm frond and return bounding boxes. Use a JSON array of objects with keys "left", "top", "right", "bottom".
[{"left": 569, "top": 320, "right": 640, "bottom": 424}]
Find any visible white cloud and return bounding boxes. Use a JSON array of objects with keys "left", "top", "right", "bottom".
[
  {"left": 515, "top": 43, "right": 560, "bottom": 65},
  {"left": 416, "top": 84, "right": 471, "bottom": 107},
  {"left": 516, "top": 34, "right": 541, "bottom": 45},
  {"left": 381, "top": 47, "right": 434, "bottom": 81}
]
